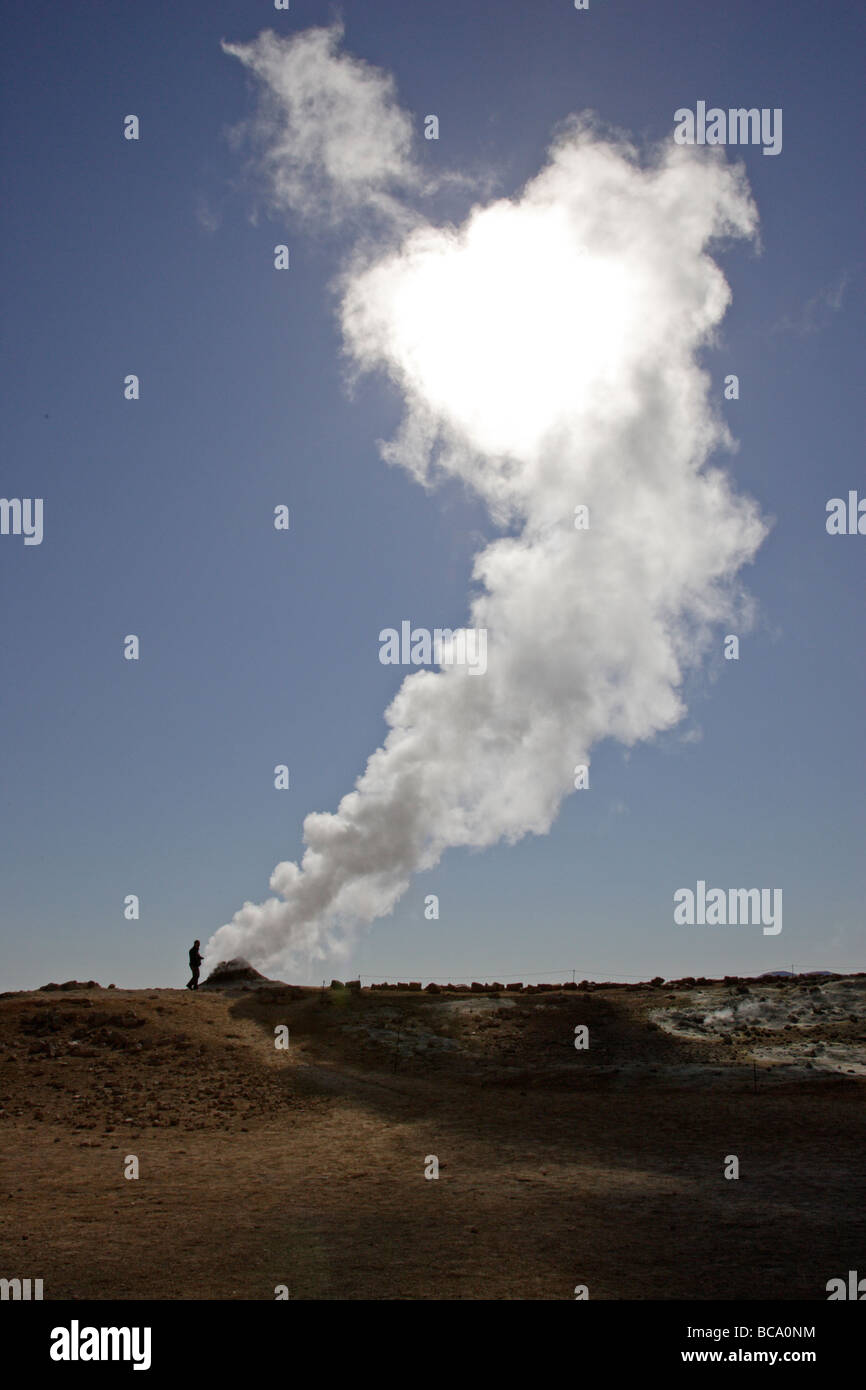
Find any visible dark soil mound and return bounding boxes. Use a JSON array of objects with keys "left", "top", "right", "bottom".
[{"left": 202, "top": 958, "right": 271, "bottom": 988}]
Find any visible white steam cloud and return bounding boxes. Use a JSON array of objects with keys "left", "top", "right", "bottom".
[
  {"left": 222, "top": 22, "right": 425, "bottom": 230},
  {"left": 205, "top": 25, "right": 768, "bottom": 977}
]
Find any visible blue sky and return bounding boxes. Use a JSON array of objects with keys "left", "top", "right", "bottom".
[{"left": 1, "top": 0, "right": 864, "bottom": 990}]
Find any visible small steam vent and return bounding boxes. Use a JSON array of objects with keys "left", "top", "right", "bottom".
[{"left": 202, "top": 957, "right": 269, "bottom": 988}]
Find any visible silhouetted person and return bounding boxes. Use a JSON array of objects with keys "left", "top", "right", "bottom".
[{"left": 187, "top": 940, "right": 202, "bottom": 991}]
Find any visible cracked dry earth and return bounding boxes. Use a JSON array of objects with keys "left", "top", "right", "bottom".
[{"left": 0, "top": 978, "right": 863, "bottom": 1299}]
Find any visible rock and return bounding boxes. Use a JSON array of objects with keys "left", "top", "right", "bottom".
[{"left": 40, "top": 980, "right": 101, "bottom": 992}]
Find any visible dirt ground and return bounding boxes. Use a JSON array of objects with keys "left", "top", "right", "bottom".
[{"left": 1, "top": 975, "right": 864, "bottom": 1300}]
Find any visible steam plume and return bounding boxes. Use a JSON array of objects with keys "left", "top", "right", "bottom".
[{"left": 205, "top": 26, "right": 767, "bottom": 976}]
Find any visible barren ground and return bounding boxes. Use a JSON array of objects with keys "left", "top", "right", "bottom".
[{"left": 1, "top": 976, "right": 864, "bottom": 1300}]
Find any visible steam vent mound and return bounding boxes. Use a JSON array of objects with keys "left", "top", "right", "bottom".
[{"left": 202, "top": 958, "right": 270, "bottom": 989}]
